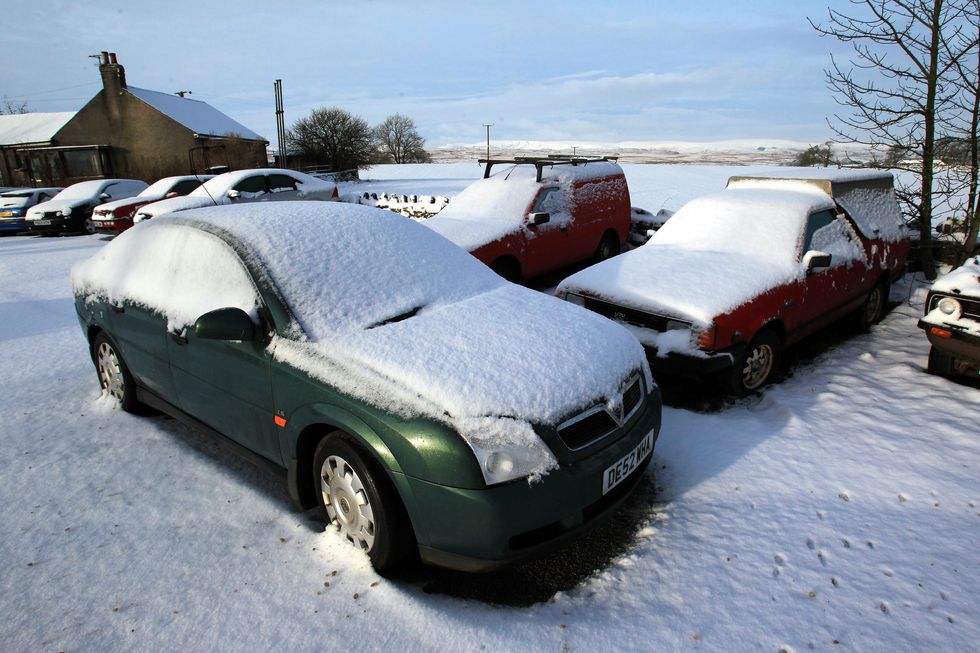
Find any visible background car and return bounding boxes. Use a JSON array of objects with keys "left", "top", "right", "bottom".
[
  {"left": 558, "top": 171, "right": 910, "bottom": 395},
  {"left": 919, "top": 255, "right": 980, "bottom": 379},
  {"left": 26, "top": 179, "right": 148, "bottom": 235},
  {"left": 423, "top": 156, "right": 631, "bottom": 280},
  {"left": 628, "top": 206, "right": 673, "bottom": 246},
  {"left": 91, "top": 174, "right": 214, "bottom": 235},
  {"left": 132, "top": 168, "right": 339, "bottom": 222},
  {"left": 0, "top": 187, "right": 62, "bottom": 234},
  {"left": 71, "top": 201, "right": 661, "bottom": 574}
]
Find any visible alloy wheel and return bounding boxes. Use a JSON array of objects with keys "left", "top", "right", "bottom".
[
  {"left": 321, "top": 455, "right": 376, "bottom": 551},
  {"left": 741, "top": 343, "right": 774, "bottom": 391}
]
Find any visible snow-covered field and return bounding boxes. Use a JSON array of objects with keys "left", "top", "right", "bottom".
[{"left": 1, "top": 164, "right": 978, "bottom": 652}]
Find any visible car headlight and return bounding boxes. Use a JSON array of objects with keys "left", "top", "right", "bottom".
[
  {"left": 458, "top": 417, "right": 558, "bottom": 486},
  {"left": 937, "top": 297, "right": 962, "bottom": 318},
  {"left": 61, "top": 206, "right": 72, "bottom": 216},
  {"left": 563, "top": 292, "right": 586, "bottom": 306}
]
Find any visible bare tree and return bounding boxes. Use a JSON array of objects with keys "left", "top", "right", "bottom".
[
  {"left": 791, "top": 142, "right": 837, "bottom": 166},
  {"left": 375, "top": 114, "right": 431, "bottom": 164},
  {"left": 0, "top": 96, "right": 29, "bottom": 114},
  {"left": 810, "top": 0, "right": 975, "bottom": 279},
  {"left": 286, "top": 107, "right": 377, "bottom": 172}
]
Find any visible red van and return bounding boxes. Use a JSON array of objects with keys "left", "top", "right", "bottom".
[{"left": 424, "top": 157, "right": 631, "bottom": 280}]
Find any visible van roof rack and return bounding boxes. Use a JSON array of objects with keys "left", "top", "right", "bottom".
[{"left": 478, "top": 155, "right": 619, "bottom": 182}]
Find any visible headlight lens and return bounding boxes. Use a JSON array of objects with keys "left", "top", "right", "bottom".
[
  {"left": 61, "top": 206, "right": 72, "bottom": 216},
  {"left": 937, "top": 297, "right": 962, "bottom": 317},
  {"left": 458, "top": 417, "right": 558, "bottom": 486},
  {"left": 564, "top": 292, "right": 586, "bottom": 306}
]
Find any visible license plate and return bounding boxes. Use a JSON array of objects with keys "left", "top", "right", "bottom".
[
  {"left": 602, "top": 432, "right": 653, "bottom": 494},
  {"left": 0, "top": 211, "right": 12, "bottom": 217},
  {"left": 34, "top": 220, "right": 51, "bottom": 225}
]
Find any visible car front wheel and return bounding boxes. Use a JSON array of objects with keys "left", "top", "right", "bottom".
[
  {"left": 314, "top": 436, "right": 414, "bottom": 574},
  {"left": 92, "top": 332, "right": 140, "bottom": 412},
  {"left": 727, "top": 329, "right": 781, "bottom": 396}
]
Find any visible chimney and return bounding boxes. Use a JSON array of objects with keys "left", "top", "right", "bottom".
[{"left": 99, "top": 51, "right": 127, "bottom": 121}]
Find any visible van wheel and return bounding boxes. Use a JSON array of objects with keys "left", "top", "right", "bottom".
[
  {"left": 595, "top": 232, "right": 621, "bottom": 262},
  {"left": 726, "top": 329, "right": 781, "bottom": 396},
  {"left": 314, "top": 436, "right": 415, "bottom": 575},
  {"left": 855, "top": 281, "right": 886, "bottom": 331}
]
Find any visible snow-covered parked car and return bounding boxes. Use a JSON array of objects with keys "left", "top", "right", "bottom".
[
  {"left": 91, "top": 174, "right": 213, "bottom": 235},
  {"left": 424, "top": 157, "right": 631, "bottom": 280},
  {"left": 919, "top": 255, "right": 980, "bottom": 379},
  {"left": 0, "top": 187, "right": 61, "bottom": 233},
  {"left": 629, "top": 206, "right": 673, "bottom": 246},
  {"left": 557, "top": 171, "right": 911, "bottom": 395},
  {"left": 71, "top": 201, "right": 661, "bottom": 573},
  {"left": 132, "top": 169, "right": 339, "bottom": 222},
  {"left": 26, "top": 179, "right": 148, "bottom": 235}
]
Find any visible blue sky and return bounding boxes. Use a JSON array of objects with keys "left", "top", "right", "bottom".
[{"left": 4, "top": 0, "right": 856, "bottom": 147}]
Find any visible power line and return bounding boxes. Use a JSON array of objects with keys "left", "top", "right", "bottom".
[{"left": 4, "top": 82, "right": 99, "bottom": 100}]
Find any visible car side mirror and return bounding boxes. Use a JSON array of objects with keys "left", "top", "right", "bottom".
[
  {"left": 803, "top": 250, "right": 832, "bottom": 273},
  {"left": 165, "top": 191, "right": 178, "bottom": 199},
  {"left": 529, "top": 212, "right": 550, "bottom": 226},
  {"left": 99, "top": 193, "right": 111, "bottom": 200},
  {"left": 194, "top": 307, "right": 255, "bottom": 341},
  {"left": 227, "top": 189, "right": 241, "bottom": 200}
]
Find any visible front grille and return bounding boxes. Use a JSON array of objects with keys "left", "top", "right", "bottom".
[
  {"left": 582, "top": 297, "right": 678, "bottom": 331},
  {"left": 556, "top": 375, "right": 645, "bottom": 451}
]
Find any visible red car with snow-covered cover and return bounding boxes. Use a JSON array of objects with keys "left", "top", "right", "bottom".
[
  {"left": 423, "top": 157, "right": 631, "bottom": 280},
  {"left": 557, "top": 171, "right": 910, "bottom": 395},
  {"left": 91, "top": 175, "right": 214, "bottom": 235}
]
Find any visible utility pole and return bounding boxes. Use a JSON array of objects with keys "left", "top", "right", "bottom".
[
  {"left": 483, "top": 123, "right": 493, "bottom": 159},
  {"left": 572, "top": 146, "right": 577, "bottom": 157},
  {"left": 274, "top": 79, "right": 286, "bottom": 168}
]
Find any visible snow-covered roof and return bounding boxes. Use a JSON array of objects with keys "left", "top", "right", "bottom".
[
  {"left": 126, "top": 87, "right": 265, "bottom": 142},
  {"left": 0, "top": 112, "right": 75, "bottom": 146}
]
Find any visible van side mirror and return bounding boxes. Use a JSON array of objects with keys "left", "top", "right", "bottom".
[
  {"left": 529, "top": 212, "right": 550, "bottom": 226},
  {"left": 803, "top": 250, "right": 832, "bottom": 273},
  {"left": 194, "top": 307, "right": 255, "bottom": 341}
]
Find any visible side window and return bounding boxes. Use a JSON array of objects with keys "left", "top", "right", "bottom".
[
  {"left": 101, "top": 182, "right": 119, "bottom": 199},
  {"left": 170, "top": 179, "right": 202, "bottom": 196},
  {"left": 268, "top": 174, "right": 299, "bottom": 192},
  {"left": 38, "top": 193, "right": 52, "bottom": 202},
  {"left": 531, "top": 187, "right": 562, "bottom": 214},
  {"left": 233, "top": 175, "right": 268, "bottom": 195},
  {"left": 802, "top": 209, "right": 838, "bottom": 253}
]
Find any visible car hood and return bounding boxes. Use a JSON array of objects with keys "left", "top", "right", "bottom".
[
  {"left": 0, "top": 197, "right": 30, "bottom": 209},
  {"left": 137, "top": 195, "right": 219, "bottom": 218},
  {"left": 274, "top": 283, "right": 650, "bottom": 429},
  {"left": 559, "top": 244, "right": 803, "bottom": 326},
  {"left": 27, "top": 199, "right": 91, "bottom": 216},
  {"left": 423, "top": 216, "right": 518, "bottom": 252},
  {"left": 94, "top": 195, "right": 160, "bottom": 215}
]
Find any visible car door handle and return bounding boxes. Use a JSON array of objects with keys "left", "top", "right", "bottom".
[{"left": 169, "top": 330, "right": 188, "bottom": 345}]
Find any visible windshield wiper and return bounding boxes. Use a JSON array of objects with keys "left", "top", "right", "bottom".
[{"left": 366, "top": 306, "right": 423, "bottom": 329}]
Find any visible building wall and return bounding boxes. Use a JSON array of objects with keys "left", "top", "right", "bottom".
[{"left": 55, "top": 90, "right": 267, "bottom": 183}]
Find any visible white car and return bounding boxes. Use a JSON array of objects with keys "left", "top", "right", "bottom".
[
  {"left": 91, "top": 175, "right": 214, "bottom": 235},
  {"left": 26, "top": 179, "right": 149, "bottom": 235},
  {"left": 133, "top": 169, "right": 339, "bottom": 222}
]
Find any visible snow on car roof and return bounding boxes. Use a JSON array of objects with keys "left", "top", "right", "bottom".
[
  {"left": 73, "top": 202, "right": 648, "bottom": 474},
  {"left": 559, "top": 188, "right": 833, "bottom": 325},
  {"left": 140, "top": 175, "right": 212, "bottom": 197},
  {"left": 188, "top": 168, "right": 334, "bottom": 198},
  {"left": 931, "top": 256, "right": 980, "bottom": 299}
]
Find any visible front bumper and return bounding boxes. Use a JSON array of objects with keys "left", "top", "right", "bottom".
[
  {"left": 0, "top": 218, "right": 28, "bottom": 232},
  {"left": 644, "top": 345, "right": 739, "bottom": 379},
  {"left": 405, "top": 392, "right": 662, "bottom": 572},
  {"left": 919, "top": 318, "right": 980, "bottom": 369},
  {"left": 27, "top": 215, "right": 84, "bottom": 234}
]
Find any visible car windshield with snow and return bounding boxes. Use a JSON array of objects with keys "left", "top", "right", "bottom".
[
  {"left": 71, "top": 201, "right": 661, "bottom": 573},
  {"left": 918, "top": 255, "right": 980, "bottom": 380},
  {"left": 557, "top": 172, "right": 910, "bottom": 395},
  {"left": 423, "top": 157, "right": 631, "bottom": 280},
  {"left": 132, "top": 168, "right": 339, "bottom": 222}
]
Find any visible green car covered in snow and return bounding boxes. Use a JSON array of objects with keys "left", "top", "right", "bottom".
[{"left": 71, "top": 202, "right": 661, "bottom": 573}]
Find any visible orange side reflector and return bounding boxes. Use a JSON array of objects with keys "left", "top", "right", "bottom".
[
  {"left": 930, "top": 327, "right": 952, "bottom": 339},
  {"left": 274, "top": 415, "right": 287, "bottom": 428}
]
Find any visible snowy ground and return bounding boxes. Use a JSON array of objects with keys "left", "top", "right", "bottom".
[{"left": 1, "top": 164, "right": 978, "bottom": 652}]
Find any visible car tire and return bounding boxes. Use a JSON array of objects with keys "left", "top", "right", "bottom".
[
  {"left": 83, "top": 218, "right": 96, "bottom": 235},
  {"left": 927, "top": 345, "right": 954, "bottom": 376},
  {"left": 490, "top": 257, "right": 521, "bottom": 283},
  {"left": 726, "top": 329, "right": 781, "bottom": 396},
  {"left": 855, "top": 281, "right": 887, "bottom": 331},
  {"left": 92, "top": 332, "right": 140, "bottom": 412},
  {"left": 314, "top": 436, "right": 415, "bottom": 575},
  {"left": 595, "top": 231, "right": 621, "bottom": 262}
]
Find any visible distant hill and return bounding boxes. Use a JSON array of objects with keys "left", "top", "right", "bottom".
[{"left": 432, "top": 139, "right": 875, "bottom": 166}]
